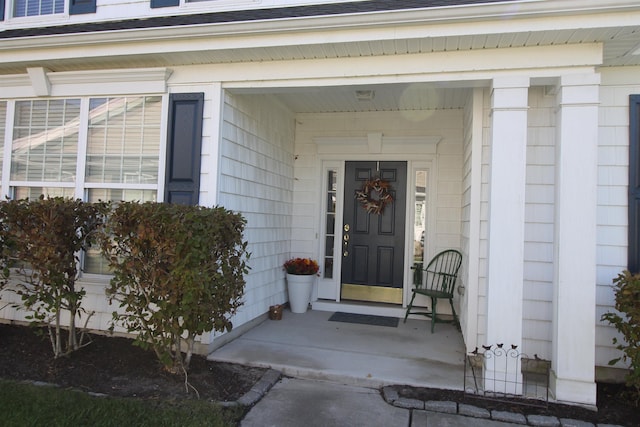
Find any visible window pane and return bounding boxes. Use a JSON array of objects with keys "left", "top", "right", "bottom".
[
  {"left": 414, "top": 170, "right": 427, "bottom": 264},
  {"left": 14, "top": 0, "right": 64, "bottom": 16},
  {"left": 83, "top": 189, "right": 158, "bottom": 274},
  {"left": 11, "top": 100, "right": 79, "bottom": 182},
  {"left": 86, "top": 188, "right": 157, "bottom": 204},
  {"left": 85, "top": 96, "right": 162, "bottom": 184},
  {"left": 9, "top": 96, "right": 163, "bottom": 277},
  {"left": 324, "top": 170, "right": 337, "bottom": 279},
  {"left": 13, "top": 186, "right": 74, "bottom": 200}
]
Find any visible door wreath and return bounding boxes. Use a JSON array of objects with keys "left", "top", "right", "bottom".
[{"left": 355, "top": 177, "right": 393, "bottom": 215}]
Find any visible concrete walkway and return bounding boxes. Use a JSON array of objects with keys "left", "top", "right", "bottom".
[
  {"left": 212, "top": 309, "right": 622, "bottom": 427},
  {"left": 240, "top": 376, "right": 623, "bottom": 427},
  {"left": 241, "top": 377, "right": 517, "bottom": 427},
  {"left": 241, "top": 378, "right": 408, "bottom": 427},
  {"left": 209, "top": 308, "right": 466, "bottom": 390}
]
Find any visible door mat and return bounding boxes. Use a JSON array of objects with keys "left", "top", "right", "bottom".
[{"left": 328, "top": 312, "right": 399, "bottom": 328}]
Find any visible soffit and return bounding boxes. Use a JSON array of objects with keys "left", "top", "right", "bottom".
[
  {"left": 2, "top": 2, "right": 640, "bottom": 113},
  {"left": 0, "top": 25, "right": 638, "bottom": 76},
  {"left": 2, "top": 26, "right": 636, "bottom": 114}
]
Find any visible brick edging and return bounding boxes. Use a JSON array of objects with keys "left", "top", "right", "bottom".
[
  {"left": 228, "top": 369, "right": 282, "bottom": 407},
  {"left": 381, "top": 386, "right": 624, "bottom": 427}
]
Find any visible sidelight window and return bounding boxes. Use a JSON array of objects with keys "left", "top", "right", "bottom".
[
  {"left": 323, "top": 169, "right": 337, "bottom": 279},
  {"left": 413, "top": 170, "right": 427, "bottom": 264}
]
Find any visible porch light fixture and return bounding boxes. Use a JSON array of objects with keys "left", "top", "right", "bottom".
[{"left": 355, "top": 90, "right": 375, "bottom": 101}]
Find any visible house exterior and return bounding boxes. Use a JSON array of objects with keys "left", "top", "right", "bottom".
[{"left": 1, "top": 0, "right": 639, "bottom": 406}]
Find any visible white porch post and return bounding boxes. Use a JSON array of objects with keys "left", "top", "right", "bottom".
[
  {"left": 485, "top": 76, "right": 529, "bottom": 391},
  {"left": 551, "top": 73, "right": 599, "bottom": 405}
]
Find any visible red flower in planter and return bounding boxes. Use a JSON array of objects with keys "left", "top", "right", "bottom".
[{"left": 283, "top": 258, "right": 320, "bottom": 275}]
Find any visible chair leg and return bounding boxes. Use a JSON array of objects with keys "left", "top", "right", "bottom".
[
  {"left": 430, "top": 296, "right": 436, "bottom": 334},
  {"left": 404, "top": 292, "right": 417, "bottom": 323},
  {"left": 449, "top": 298, "right": 459, "bottom": 330}
]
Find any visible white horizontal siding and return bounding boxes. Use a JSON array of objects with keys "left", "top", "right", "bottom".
[
  {"left": 594, "top": 67, "right": 639, "bottom": 369},
  {"left": 459, "top": 88, "right": 480, "bottom": 351},
  {"left": 477, "top": 88, "right": 491, "bottom": 348},
  {"left": 217, "top": 92, "right": 295, "bottom": 331},
  {"left": 1, "top": 0, "right": 358, "bottom": 29},
  {"left": 0, "top": 277, "right": 134, "bottom": 336},
  {"left": 521, "top": 86, "right": 556, "bottom": 360},
  {"left": 475, "top": 86, "right": 556, "bottom": 357}
]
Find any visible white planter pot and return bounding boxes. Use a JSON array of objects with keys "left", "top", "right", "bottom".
[{"left": 286, "top": 273, "right": 315, "bottom": 314}]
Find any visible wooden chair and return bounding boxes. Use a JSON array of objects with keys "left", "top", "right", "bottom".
[{"left": 403, "top": 249, "right": 462, "bottom": 333}]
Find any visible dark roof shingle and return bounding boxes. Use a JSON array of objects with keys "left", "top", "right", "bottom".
[{"left": 0, "top": 0, "right": 515, "bottom": 39}]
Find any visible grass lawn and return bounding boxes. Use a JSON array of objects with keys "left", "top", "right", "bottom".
[{"left": 0, "top": 379, "right": 246, "bottom": 427}]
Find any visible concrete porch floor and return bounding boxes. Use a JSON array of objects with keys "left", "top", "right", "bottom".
[{"left": 208, "top": 308, "right": 466, "bottom": 391}]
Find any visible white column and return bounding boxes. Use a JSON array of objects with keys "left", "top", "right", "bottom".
[
  {"left": 485, "top": 77, "right": 529, "bottom": 391},
  {"left": 552, "top": 73, "right": 599, "bottom": 405},
  {"left": 463, "top": 87, "right": 484, "bottom": 352}
]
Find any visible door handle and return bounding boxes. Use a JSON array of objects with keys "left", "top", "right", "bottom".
[{"left": 343, "top": 225, "right": 349, "bottom": 257}]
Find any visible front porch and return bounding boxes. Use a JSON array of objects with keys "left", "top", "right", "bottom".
[{"left": 208, "top": 308, "right": 466, "bottom": 391}]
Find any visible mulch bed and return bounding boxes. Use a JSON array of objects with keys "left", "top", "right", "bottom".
[
  {"left": 0, "top": 323, "right": 266, "bottom": 402},
  {"left": 392, "top": 377, "right": 639, "bottom": 426},
  {"left": 1, "top": 322, "right": 638, "bottom": 426}
]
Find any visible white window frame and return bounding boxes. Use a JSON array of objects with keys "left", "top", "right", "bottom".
[
  {"left": 316, "top": 160, "right": 344, "bottom": 302},
  {"left": 0, "top": 95, "right": 168, "bottom": 278},
  {"left": 3, "top": 96, "right": 166, "bottom": 200},
  {"left": 7, "top": 0, "right": 67, "bottom": 22}
]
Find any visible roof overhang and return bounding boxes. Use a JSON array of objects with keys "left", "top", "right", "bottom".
[{"left": 0, "top": 0, "right": 639, "bottom": 74}]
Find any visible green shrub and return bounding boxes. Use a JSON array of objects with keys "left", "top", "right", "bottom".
[
  {"left": 601, "top": 270, "right": 640, "bottom": 405},
  {"left": 0, "top": 196, "right": 108, "bottom": 358},
  {"left": 101, "top": 202, "right": 249, "bottom": 373}
]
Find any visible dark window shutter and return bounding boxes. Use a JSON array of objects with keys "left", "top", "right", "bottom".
[
  {"left": 629, "top": 95, "right": 640, "bottom": 273},
  {"left": 151, "top": 0, "right": 179, "bottom": 8},
  {"left": 0, "top": 0, "right": 5, "bottom": 21},
  {"left": 164, "top": 93, "right": 204, "bottom": 206},
  {"left": 69, "top": 0, "right": 96, "bottom": 14}
]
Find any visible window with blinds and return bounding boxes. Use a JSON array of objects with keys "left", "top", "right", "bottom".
[
  {"left": 86, "top": 96, "right": 161, "bottom": 185},
  {"left": 6, "top": 96, "right": 163, "bottom": 274},
  {"left": 13, "top": 0, "right": 64, "bottom": 17},
  {"left": 12, "top": 99, "right": 80, "bottom": 184}
]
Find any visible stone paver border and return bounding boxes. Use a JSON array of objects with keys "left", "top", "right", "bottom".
[{"left": 380, "top": 386, "right": 624, "bottom": 427}]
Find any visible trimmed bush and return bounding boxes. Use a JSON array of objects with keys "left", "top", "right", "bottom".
[
  {"left": 601, "top": 270, "right": 640, "bottom": 405},
  {"left": 100, "top": 202, "right": 249, "bottom": 373},
  {"left": 0, "top": 196, "right": 107, "bottom": 358}
]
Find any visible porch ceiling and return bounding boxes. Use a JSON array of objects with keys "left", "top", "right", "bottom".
[{"left": 238, "top": 83, "right": 473, "bottom": 113}]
